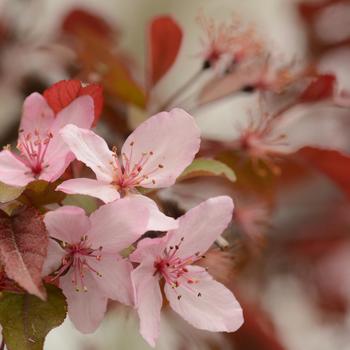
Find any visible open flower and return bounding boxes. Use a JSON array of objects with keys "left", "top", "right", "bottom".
[
  {"left": 197, "top": 12, "right": 262, "bottom": 70},
  {"left": 43, "top": 197, "right": 151, "bottom": 333},
  {"left": 130, "top": 196, "right": 243, "bottom": 347},
  {"left": 0, "top": 93, "right": 94, "bottom": 187},
  {"left": 56, "top": 108, "right": 201, "bottom": 203}
]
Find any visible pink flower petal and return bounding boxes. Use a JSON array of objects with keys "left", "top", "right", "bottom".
[
  {"left": 129, "top": 194, "right": 178, "bottom": 231},
  {"left": 274, "top": 103, "right": 350, "bottom": 154},
  {"left": 60, "top": 270, "right": 108, "bottom": 333},
  {"left": 42, "top": 239, "right": 66, "bottom": 277},
  {"left": 0, "top": 150, "right": 34, "bottom": 187},
  {"left": 87, "top": 255, "right": 133, "bottom": 305},
  {"left": 44, "top": 206, "right": 91, "bottom": 243},
  {"left": 60, "top": 124, "right": 115, "bottom": 182},
  {"left": 40, "top": 96, "right": 95, "bottom": 182},
  {"left": 130, "top": 237, "right": 166, "bottom": 263},
  {"left": 165, "top": 266, "right": 243, "bottom": 332},
  {"left": 131, "top": 262, "right": 163, "bottom": 347},
  {"left": 19, "top": 93, "right": 55, "bottom": 135},
  {"left": 87, "top": 197, "right": 149, "bottom": 253},
  {"left": 121, "top": 108, "right": 200, "bottom": 188},
  {"left": 166, "top": 196, "right": 233, "bottom": 259},
  {"left": 57, "top": 178, "right": 120, "bottom": 203},
  {"left": 49, "top": 95, "right": 94, "bottom": 134},
  {"left": 39, "top": 153, "right": 75, "bottom": 183}
]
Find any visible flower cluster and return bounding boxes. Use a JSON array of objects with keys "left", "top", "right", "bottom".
[{"left": 0, "top": 82, "right": 243, "bottom": 347}]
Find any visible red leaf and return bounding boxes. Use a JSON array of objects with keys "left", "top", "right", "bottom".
[
  {"left": 43, "top": 80, "right": 104, "bottom": 125},
  {"left": 148, "top": 16, "right": 183, "bottom": 87},
  {"left": 62, "top": 8, "right": 113, "bottom": 40},
  {"left": 0, "top": 207, "right": 48, "bottom": 299},
  {"left": 299, "top": 74, "right": 336, "bottom": 102},
  {"left": 300, "top": 146, "right": 350, "bottom": 197}
]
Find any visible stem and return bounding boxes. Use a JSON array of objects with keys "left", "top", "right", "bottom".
[
  {"left": 0, "top": 339, "right": 5, "bottom": 350},
  {"left": 158, "top": 68, "right": 205, "bottom": 111}
]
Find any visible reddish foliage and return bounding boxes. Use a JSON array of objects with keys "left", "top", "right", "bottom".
[
  {"left": 43, "top": 79, "right": 103, "bottom": 125},
  {"left": 299, "top": 74, "right": 336, "bottom": 102},
  {"left": 300, "top": 147, "right": 350, "bottom": 198},
  {"left": 0, "top": 206, "right": 48, "bottom": 299},
  {"left": 233, "top": 297, "right": 286, "bottom": 350},
  {"left": 62, "top": 8, "right": 113, "bottom": 40},
  {"left": 148, "top": 16, "right": 183, "bottom": 86}
]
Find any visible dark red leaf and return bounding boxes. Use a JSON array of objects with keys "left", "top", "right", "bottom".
[
  {"left": 148, "top": 16, "right": 183, "bottom": 87},
  {"left": 62, "top": 8, "right": 113, "bottom": 40},
  {"left": 43, "top": 80, "right": 104, "bottom": 125},
  {"left": 0, "top": 206, "right": 48, "bottom": 300},
  {"left": 300, "top": 146, "right": 350, "bottom": 197},
  {"left": 233, "top": 296, "right": 287, "bottom": 350},
  {"left": 299, "top": 74, "right": 336, "bottom": 102}
]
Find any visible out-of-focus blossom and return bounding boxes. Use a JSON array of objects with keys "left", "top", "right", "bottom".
[
  {"left": 0, "top": 93, "right": 94, "bottom": 187},
  {"left": 197, "top": 11, "right": 262, "bottom": 71},
  {"left": 198, "top": 92, "right": 350, "bottom": 175},
  {"left": 43, "top": 197, "right": 149, "bottom": 333},
  {"left": 130, "top": 196, "right": 243, "bottom": 347}
]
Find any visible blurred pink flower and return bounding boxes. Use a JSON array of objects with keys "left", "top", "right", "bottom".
[
  {"left": 0, "top": 93, "right": 94, "bottom": 187},
  {"left": 43, "top": 197, "right": 150, "bottom": 333},
  {"left": 57, "top": 108, "right": 200, "bottom": 203},
  {"left": 130, "top": 196, "right": 243, "bottom": 347},
  {"left": 197, "top": 12, "right": 262, "bottom": 70}
]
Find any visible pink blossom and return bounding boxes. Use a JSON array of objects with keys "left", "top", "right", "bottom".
[
  {"left": 0, "top": 93, "right": 94, "bottom": 187},
  {"left": 43, "top": 197, "right": 150, "bottom": 333},
  {"left": 56, "top": 108, "right": 200, "bottom": 203},
  {"left": 197, "top": 12, "right": 262, "bottom": 70},
  {"left": 130, "top": 196, "right": 243, "bottom": 347}
]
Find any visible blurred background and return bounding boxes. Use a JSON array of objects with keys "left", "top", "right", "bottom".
[{"left": 1, "top": 0, "right": 350, "bottom": 349}]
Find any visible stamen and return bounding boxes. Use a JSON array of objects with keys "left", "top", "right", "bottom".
[{"left": 50, "top": 236, "right": 104, "bottom": 292}]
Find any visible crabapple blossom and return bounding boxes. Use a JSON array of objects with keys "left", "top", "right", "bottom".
[
  {"left": 130, "top": 196, "right": 243, "bottom": 347},
  {"left": 56, "top": 108, "right": 200, "bottom": 203},
  {"left": 43, "top": 197, "right": 152, "bottom": 333},
  {"left": 0, "top": 93, "right": 94, "bottom": 187},
  {"left": 197, "top": 12, "right": 262, "bottom": 70}
]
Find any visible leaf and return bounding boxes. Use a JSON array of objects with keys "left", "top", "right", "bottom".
[
  {"left": 62, "top": 8, "right": 114, "bottom": 40},
  {"left": 43, "top": 80, "right": 104, "bottom": 125},
  {"left": 299, "top": 74, "right": 335, "bottom": 102},
  {"left": 148, "top": 16, "right": 183, "bottom": 87},
  {"left": 178, "top": 158, "right": 236, "bottom": 182},
  {"left": 61, "top": 11, "right": 146, "bottom": 108},
  {"left": 20, "top": 180, "right": 66, "bottom": 208},
  {"left": 63, "top": 194, "right": 98, "bottom": 215},
  {"left": 0, "top": 207, "right": 48, "bottom": 299},
  {"left": 300, "top": 146, "right": 350, "bottom": 198},
  {"left": 0, "top": 182, "right": 24, "bottom": 203},
  {"left": 0, "top": 284, "right": 67, "bottom": 350}
]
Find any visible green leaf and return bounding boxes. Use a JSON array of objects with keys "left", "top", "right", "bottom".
[
  {"left": 178, "top": 158, "right": 236, "bottom": 182},
  {"left": 63, "top": 194, "right": 98, "bottom": 214},
  {"left": 0, "top": 182, "right": 25, "bottom": 203},
  {"left": 20, "top": 180, "right": 66, "bottom": 207},
  {"left": 0, "top": 285, "right": 67, "bottom": 350}
]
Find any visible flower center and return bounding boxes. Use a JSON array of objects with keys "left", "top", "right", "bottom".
[
  {"left": 52, "top": 235, "right": 103, "bottom": 292},
  {"left": 17, "top": 129, "right": 53, "bottom": 176},
  {"left": 110, "top": 142, "right": 164, "bottom": 192},
  {"left": 154, "top": 237, "right": 204, "bottom": 300}
]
